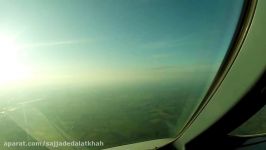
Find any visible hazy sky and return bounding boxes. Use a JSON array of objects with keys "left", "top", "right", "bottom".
[{"left": 0, "top": 0, "right": 243, "bottom": 86}]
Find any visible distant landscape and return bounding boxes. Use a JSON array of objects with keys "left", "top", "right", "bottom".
[{"left": 0, "top": 79, "right": 207, "bottom": 150}]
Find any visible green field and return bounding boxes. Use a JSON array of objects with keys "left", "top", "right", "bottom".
[{"left": 0, "top": 79, "right": 207, "bottom": 150}]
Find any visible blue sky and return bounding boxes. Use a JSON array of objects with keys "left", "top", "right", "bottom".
[{"left": 0, "top": 0, "right": 243, "bottom": 85}]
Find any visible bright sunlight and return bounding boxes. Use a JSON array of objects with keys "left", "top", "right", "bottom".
[{"left": 0, "top": 34, "right": 31, "bottom": 85}]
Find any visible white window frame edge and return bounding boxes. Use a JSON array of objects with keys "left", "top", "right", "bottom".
[{"left": 174, "top": 0, "right": 265, "bottom": 149}]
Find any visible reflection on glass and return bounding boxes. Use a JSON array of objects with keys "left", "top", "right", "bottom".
[
  {"left": 231, "top": 105, "right": 266, "bottom": 136},
  {"left": 0, "top": 0, "right": 243, "bottom": 149}
]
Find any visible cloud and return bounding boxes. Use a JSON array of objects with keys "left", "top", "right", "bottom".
[
  {"left": 140, "top": 29, "right": 221, "bottom": 51},
  {"left": 141, "top": 33, "right": 197, "bottom": 50},
  {"left": 22, "top": 39, "right": 91, "bottom": 49}
]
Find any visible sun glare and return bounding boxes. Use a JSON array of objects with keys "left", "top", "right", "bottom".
[{"left": 0, "top": 34, "right": 31, "bottom": 85}]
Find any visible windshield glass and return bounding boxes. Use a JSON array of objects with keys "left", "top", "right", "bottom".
[
  {"left": 0, "top": 0, "right": 244, "bottom": 149},
  {"left": 231, "top": 104, "right": 266, "bottom": 136}
]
